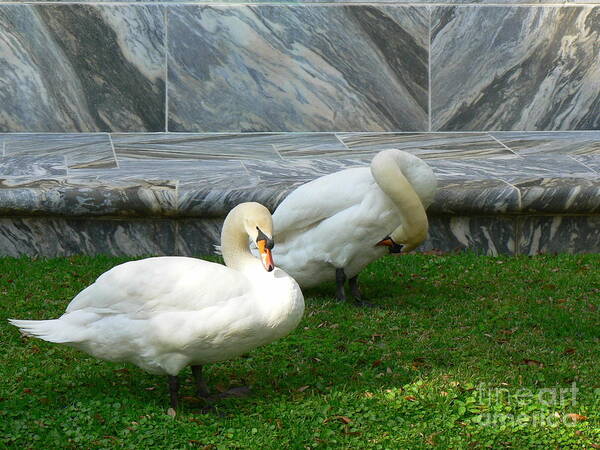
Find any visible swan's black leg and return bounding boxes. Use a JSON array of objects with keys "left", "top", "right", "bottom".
[
  {"left": 168, "top": 375, "right": 180, "bottom": 409},
  {"left": 349, "top": 275, "right": 375, "bottom": 307},
  {"left": 349, "top": 275, "right": 362, "bottom": 301},
  {"left": 335, "top": 268, "right": 347, "bottom": 302},
  {"left": 191, "top": 365, "right": 210, "bottom": 398}
]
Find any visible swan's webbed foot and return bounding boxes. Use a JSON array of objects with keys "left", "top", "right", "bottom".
[
  {"left": 168, "top": 375, "right": 180, "bottom": 409},
  {"left": 191, "top": 365, "right": 210, "bottom": 399},
  {"left": 335, "top": 268, "right": 347, "bottom": 302},
  {"left": 214, "top": 386, "right": 252, "bottom": 399}
]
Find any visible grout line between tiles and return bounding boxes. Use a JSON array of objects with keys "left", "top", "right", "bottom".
[
  {"left": 488, "top": 133, "right": 522, "bottom": 157},
  {"left": 500, "top": 178, "right": 522, "bottom": 211},
  {"left": 428, "top": 6, "right": 432, "bottom": 133},
  {"left": 239, "top": 160, "right": 254, "bottom": 177},
  {"left": 567, "top": 154, "right": 599, "bottom": 174},
  {"left": 107, "top": 133, "right": 120, "bottom": 169},
  {"left": 164, "top": 7, "right": 169, "bottom": 133},
  {"left": 271, "top": 144, "right": 285, "bottom": 160},
  {"left": 333, "top": 133, "right": 351, "bottom": 150}
]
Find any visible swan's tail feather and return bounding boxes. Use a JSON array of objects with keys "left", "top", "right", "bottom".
[{"left": 8, "top": 319, "right": 73, "bottom": 344}]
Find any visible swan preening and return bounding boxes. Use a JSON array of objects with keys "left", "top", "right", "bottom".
[
  {"left": 9, "top": 203, "right": 304, "bottom": 409},
  {"left": 269, "top": 149, "right": 437, "bottom": 303}
]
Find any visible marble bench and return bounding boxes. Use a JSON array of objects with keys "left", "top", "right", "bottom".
[{"left": 0, "top": 132, "right": 599, "bottom": 257}]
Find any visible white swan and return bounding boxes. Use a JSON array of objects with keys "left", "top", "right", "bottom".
[
  {"left": 9, "top": 202, "right": 304, "bottom": 409},
  {"left": 269, "top": 149, "right": 437, "bottom": 303}
]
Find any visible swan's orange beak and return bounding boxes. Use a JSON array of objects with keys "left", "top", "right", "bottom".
[
  {"left": 257, "top": 239, "right": 275, "bottom": 272},
  {"left": 376, "top": 236, "right": 404, "bottom": 254}
]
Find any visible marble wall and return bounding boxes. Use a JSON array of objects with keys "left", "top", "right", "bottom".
[{"left": 1, "top": 4, "right": 598, "bottom": 132}]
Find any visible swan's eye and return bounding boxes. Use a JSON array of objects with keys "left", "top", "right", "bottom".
[{"left": 256, "top": 227, "right": 274, "bottom": 249}]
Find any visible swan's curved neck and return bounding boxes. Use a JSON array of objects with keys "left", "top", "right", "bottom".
[
  {"left": 370, "top": 151, "right": 428, "bottom": 242},
  {"left": 220, "top": 210, "right": 259, "bottom": 272}
]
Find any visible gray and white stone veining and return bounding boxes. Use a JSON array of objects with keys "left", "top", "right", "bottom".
[
  {"left": 515, "top": 177, "right": 600, "bottom": 213},
  {"left": 112, "top": 133, "right": 283, "bottom": 160},
  {"left": 519, "top": 216, "right": 600, "bottom": 255},
  {"left": 427, "top": 155, "right": 597, "bottom": 182},
  {"left": 432, "top": 7, "right": 600, "bottom": 130},
  {"left": 0, "top": 5, "right": 165, "bottom": 132},
  {"left": 0, "top": 155, "right": 66, "bottom": 177},
  {"left": 168, "top": 6, "right": 428, "bottom": 132},
  {"left": 337, "top": 133, "right": 515, "bottom": 159},
  {"left": 0, "top": 217, "right": 176, "bottom": 257},
  {"left": 433, "top": 179, "right": 520, "bottom": 214},
  {"left": 419, "top": 216, "right": 516, "bottom": 256},
  {"left": 4, "top": 134, "right": 116, "bottom": 169},
  {"left": 572, "top": 154, "right": 600, "bottom": 173},
  {"left": 490, "top": 132, "right": 600, "bottom": 155}
]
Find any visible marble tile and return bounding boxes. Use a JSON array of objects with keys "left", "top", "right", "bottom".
[
  {"left": 4, "top": 134, "right": 116, "bottom": 169},
  {"left": 418, "top": 215, "right": 516, "bottom": 256},
  {"left": 176, "top": 218, "right": 224, "bottom": 256},
  {"left": 0, "top": 5, "right": 165, "bottom": 132},
  {"left": 572, "top": 154, "right": 600, "bottom": 173},
  {"left": 272, "top": 134, "right": 348, "bottom": 156},
  {"left": 0, "top": 217, "right": 176, "bottom": 257},
  {"left": 0, "top": 176, "right": 176, "bottom": 217},
  {"left": 171, "top": 159, "right": 263, "bottom": 216},
  {"left": 168, "top": 6, "right": 428, "bottom": 132},
  {"left": 243, "top": 157, "right": 366, "bottom": 186},
  {"left": 112, "top": 133, "right": 281, "bottom": 161},
  {"left": 432, "top": 7, "right": 600, "bottom": 131},
  {"left": 490, "top": 132, "right": 600, "bottom": 156},
  {"left": 0, "top": 155, "right": 66, "bottom": 177},
  {"left": 427, "top": 155, "right": 596, "bottom": 182},
  {"left": 518, "top": 216, "right": 600, "bottom": 255},
  {"left": 432, "top": 179, "right": 520, "bottom": 214},
  {"left": 515, "top": 177, "right": 600, "bottom": 214},
  {"left": 337, "top": 132, "right": 515, "bottom": 159}
]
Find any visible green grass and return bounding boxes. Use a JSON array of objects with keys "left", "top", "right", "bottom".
[{"left": 1, "top": 253, "right": 599, "bottom": 449}]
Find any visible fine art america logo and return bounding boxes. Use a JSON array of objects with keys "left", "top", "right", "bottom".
[{"left": 473, "top": 382, "right": 588, "bottom": 427}]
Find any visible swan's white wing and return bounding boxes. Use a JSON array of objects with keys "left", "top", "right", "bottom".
[
  {"left": 66, "top": 257, "right": 251, "bottom": 317},
  {"left": 273, "top": 167, "right": 373, "bottom": 234}
]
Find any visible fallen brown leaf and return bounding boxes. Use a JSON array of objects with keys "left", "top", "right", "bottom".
[
  {"left": 371, "top": 359, "right": 382, "bottom": 368},
  {"left": 563, "top": 348, "right": 576, "bottom": 355},
  {"left": 566, "top": 413, "right": 587, "bottom": 422},
  {"left": 296, "top": 385, "right": 309, "bottom": 392},
  {"left": 520, "top": 359, "right": 544, "bottom": 367},
  {"left": 426, "top": 431, "right": 442, "bottom": 446},
  {"left": 499, "top": 329, "right": 515, "bottom": 335},
  {"left": 404, "top": 395, "right": 417, "bottom": 402}
]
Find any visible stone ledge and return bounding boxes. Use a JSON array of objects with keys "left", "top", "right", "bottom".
[
  {"left": 1, "top": 176, "right": 598, "bottom": 218},
  {"left": 0, "top": 132, "right": 598, "bottom": 256}
]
